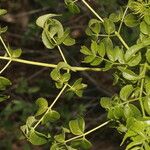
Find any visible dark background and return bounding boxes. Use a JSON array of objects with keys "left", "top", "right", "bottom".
[{"left": 0, "top": 0, "right": 129, "bottom": 149}]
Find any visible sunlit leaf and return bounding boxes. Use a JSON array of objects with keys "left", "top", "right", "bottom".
[
  {"left": 42, "top": 110, "right": 60, "bottom": 124},
  {"left": 35, "top": 98, "right": 48, "bottom": 116},
  {"left": 0, "top": 76, "right": 11, "bottom": 91},
  {"left": 69, "top": 117, "right": 85, "bottom": 135}
]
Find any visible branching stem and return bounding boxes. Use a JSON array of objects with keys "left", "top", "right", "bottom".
[
  {"left": 0, "top": 56, "right": 102, "bottom": 72},
  {"left": 65, "top": 120, "right": 110, "bottom": 143},
  {"left": 0, "top": 60, "right": 11, "bottom": 74},
  {"left": 115, "top": 31, "right": 129, "bottom": 50},
  {"left": 52, "top": 38, "right": 68, "bottom": 64},
  {"left": 81, "top": 0, "right": 104, "bottom": 22},
  {"left": 118, "top": 6, "right": 129, "bottom": 33},
  {"left": 0, "top": 36, "right": 11, "bottom": 56},
  {"left": 139, "top": 63, "right": 147, "bottom": 117},
  {"left": 33, "top": 84, "right": 67, "bottom": 129}
]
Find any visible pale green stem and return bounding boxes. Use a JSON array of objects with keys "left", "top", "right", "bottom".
[
  {"left": 98, "top": 34, "right": 115, "bottom": 37},
  {"left": 81, "top": 0, "right": 104, "bottom": 22},
  {"left": 33, "top": 84, "right": 67, "bottom": 129},
  {"left": 118, "top": 6, "right": 129, "bottom": 33},
  {"left": 115, "top": 31, "right": 129, "bottom": 50},
  {"left": 49, "top": 84, "right": 67, "bottom": 109},
  {"left": 0, "top": 60, "right": 11, "bottom": 74},
  {"left": 52, "top": 38, "right": 68, "bottom": 64},
  {"left": 0, "top": 36, "right": 11, "bottom": 56},
  {"left": 139, "top": 63, "right": 147, "bottom": 117},
  {"left": 119, "top": 97, "right": 146, "bottom": 106},
  {"left": 57, "top": 44, "right": 68, "bottom": 64},
  {"left": 65, "top": 120, "right": 110, "bottom": 143},
  {"left": 0, "top": 56, "right": 102, "bottom": 72}
]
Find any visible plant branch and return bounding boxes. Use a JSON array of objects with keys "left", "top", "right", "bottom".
[
  {"left": 139, "top": 63, "right": 147, "bottom": 117},
  {"left": 65, "top": 120, "right": 110, "bottom": 143},
  {"left": 119, "top": 97, "right": 146, "bottom": 106},
  {"left": 81, "top": 0, "right": 104, "bottom": 22},
  {"left": 118, "top": 6, "right": 129, "bottom": 33},
  {"left": 33, "top": 84, "right": 67, "bottom": 129},
  {"left": 0, "top": 36, "right": 11, "bottom": 56},
  {"left": 115, "top": 31, "right": 129, "bottom": 50},
  {"left": 0, "top": 60, "right": 11, "bottom": 74},
  {"left": 0, "top": 56, "right": 102, "bottom": 72},
  {"left": 52, "top": 38, "right": 68, "bottom": 64}
]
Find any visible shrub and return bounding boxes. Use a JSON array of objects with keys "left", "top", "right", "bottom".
[{"left": 0, "top": 0, "right": 150, "bottom": 149}]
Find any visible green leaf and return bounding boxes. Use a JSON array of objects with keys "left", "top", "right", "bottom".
[
  {"left": 69, "top": 117, "right": 85, "bottom": 135},
  {"left": 143, "top": 96, "right": 150, "bottom": 115},
  {"left": 124, "top": 14, "right": 139, "bottom": 27},
  {"left": 113, "top": 73, "right": 119, "bottom": 85},
  {"left": 144, "top": 142, "right": 150, "bottom": 150},
  {"left": 63, "top": 35, "right": 75, "bottom": 46},
  {"left": 120, "top": 85, "right": 134, "bottom": 101},
  {"left": 47, "top": 19, "right": 64, "bottom": 39},
  {"left": 83, "top": 55, "right": 95, "bottom": 63},
  {"left": 35, "top": 98, "right": 48, "bottom": 116},
  {"left": 20, "top": 125, "right": 28, "bottom": 135},
  {"left": 125, "top": 38, "right": 150, "bottom": 61},
  {"left": 102, "top": 37, "right": 114, "bottom": 61},
  {"left": 42, "top": 110, "right": 60, "bottom": 124},
  {"left": 126, "top": 141, "right": 143, "bottom": 150},
  {"left": 113, "top": 106, "right": 124, "bottom": 119},
  {"left": 9, "top": 48, "right": 22, "bottom": 58},
  {"left": 107, "top": 109, "right": 115, "bottom": 120},
  {"left": 90, "top": 57, "right": 103, "bottom": 66},
  {"left": 0, "top": 26, "right": 7, "bottom": 34},
  {"left": 54, "top": 133, "right": 65, "bottom": 143},
  {"left": 0, "top": 76, "right": 11, "bottom": 91},
  {"left": 117, "top": 124, "right": 127, "bottom": 133},
  {"left": 80, "top": 46, "right": 92, "bottom": 55},
  {"left": 36, "top": 14, "right": 60, "bottom": 28},
  {"left": 0, "top": 9, "right": 7, "bottom": 16},
  {"left": 62, "top": 127, "right": 70, "bottom": 133},
  {"left": 144, "top": 15, "right": 150, "bottom": 25},
  {"left": 41, "top": 18, "right": 64, "bottom": 49},
  {"left": 109, "top": 12, "right": 120, "bottom": 22},
  {"left": 50, "top": 143, "right": 59, "bottom": 150},
  {"left": 102, "top": 38, "right": 113, "bottom": 52},
  {"left": 103, "top": 18, "right": 115, "bottom": 34},
  {"left": 69, "top": 78, "right": 87, "bottom": 97},
  {"left": 91, "top": 40, "right": 98, "bottom": 55},
  {"left": 121, "top": 129, "right": 137, "bottom": 145},
  {"left": 71, "top": 138, "right": 92, "bottom": 150},
  {"left": 26, "top": 116, "right": 37, "bottom": 128},
  {"left": 50, "top": 68, "right": 60, "bottom": 81},
  {"left": 28, "top": 129, "right": 48, "bottom": 145},
  {"left": 62, "top": 73, "right": 71, "bottom": 83},
  {"left": 42, "top": 30, "right": 55, "bottom": 49},
  {"left": 97, "top": 42, "right": 105, "bottom": 57},
  {"left": 118, "top": 67, "right": 140, "bottom": 81},
  {"left": 102, "top": 62, "right": 113, "bottom": 71},
  {"left": 66, "top": 146, "right": 77, "bottom": 150},
  {"left": 86, "top": 19, "right": 101, "bottom": 36},
  {"left": 127, "top": 52, "right": 141, "bottom": 67},
  {"left": 124, "top": 104, "right": 142, "bottom": 119},
  {"left": 110, "top": 9, "right": 123, "bottom": 22},
  {"left": 145, "top": 77, "right": 150, "bottom": 95},
  {"left": 65, "top": 0, "right": 80, "bottom": 14},
  {"left": 106, "top": 47, "right": 116, "bottom": 62},
  {"left": 146, "top": 49, "right": 150, "bottom": 63},
  {"left": 116, "top": 47, "right": 125, "bottom": 64},
  {"left": 140, "top": 21, "right": 150, "bottom": 35},
  {"left": 100, "top": 97, "right": 112, "bottom": 109}
]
